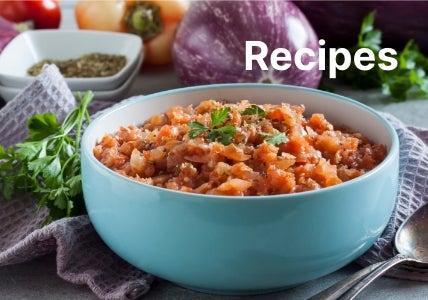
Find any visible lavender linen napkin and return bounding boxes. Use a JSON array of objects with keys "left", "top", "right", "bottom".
[
  {"left": 1, "top": 65, "right": 428, "bottom": 300},
  {"left": 356, "top": 116, "right": 428, "bottom": 280},
  {"left": 0, "top": 65, "right": 153, "bottom": 300}
]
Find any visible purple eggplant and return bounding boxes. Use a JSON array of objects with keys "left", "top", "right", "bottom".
[
  {"left": 172, "top": 0, "right": 322, "bottom": 88},
  {"left": 295, "top": 1, "right": 428, "bottom": 53},
  {"left": 0, "top": 16, "right": 19, "bottom": 52}
]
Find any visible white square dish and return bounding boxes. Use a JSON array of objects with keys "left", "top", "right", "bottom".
[
  {"left": 0, "top": 53, "right": 143, "bottom": 102},
  {"left": 0, "top": 29, "right": 143, "bottom": 91}
]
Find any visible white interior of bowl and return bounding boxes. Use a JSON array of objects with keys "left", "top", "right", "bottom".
[
  {"left": 83, "top": 84, "right": 396, "bottom": 158},
  {"left": 0, "top": 30, "right": 142, "bottom": 90}
]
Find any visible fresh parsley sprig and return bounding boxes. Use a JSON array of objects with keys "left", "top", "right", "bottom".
[
  {"left": 380, "top": 41, "right": 428, "bottom": 100},
  {"left": 0, "top": 91, "right": 93, "bottom": 224},
  {"left": 334, "top": 11, "right": 428, "bottom": 101},
  {"left": 188, "top": 107, "right": 236, "bottom": 145}
]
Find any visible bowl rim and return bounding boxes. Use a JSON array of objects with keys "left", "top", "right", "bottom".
[
  {"left": 82, "top": 83, "right": 400, "bottom": 201},
  {"left": 0, "top": 29, "right": 143, "bottom": 87}
]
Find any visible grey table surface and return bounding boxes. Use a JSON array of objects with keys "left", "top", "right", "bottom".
[{"left": 2, "top": 5, "right": 428, "bottom": 300}]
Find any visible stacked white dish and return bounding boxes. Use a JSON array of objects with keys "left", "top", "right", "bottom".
[{"left": 0, "top": 29, "right": 143, "bottom": 102}]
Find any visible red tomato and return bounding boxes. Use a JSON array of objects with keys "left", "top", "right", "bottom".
[
  {"left": 0, "top": 0, "right": 61, "bottom": 29},
  {"left": 0, "top": 1, "right": 29, "bottom": 23},
  {"left": 25, "top": 0, "right": 62, "bottom": 29}
]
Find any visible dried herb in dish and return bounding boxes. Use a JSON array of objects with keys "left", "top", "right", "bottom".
[{"left": 27, "top": 53, "right": 127, "bottom": 78}]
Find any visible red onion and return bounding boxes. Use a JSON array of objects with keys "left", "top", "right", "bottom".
[{"left": 172, "top": 0, "right": 321, "bottom": 88}]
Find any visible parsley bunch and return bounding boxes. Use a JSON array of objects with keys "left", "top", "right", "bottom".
[
  {"left": 0, "top": 91, "right": 93, "bottom": 224},
  {"left": 334, "top": 11, "right": 428, "bottom": 101}
]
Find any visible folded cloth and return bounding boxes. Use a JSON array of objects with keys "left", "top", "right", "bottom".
[
  {"left": 0, "top": 65, "right": 76, "bottom": 147},
  {"left": 0, "top": 65, "right": 153, "bottom": 300},
  {"left": 1, "top": 65, "right": 428, "bottom": 300},
  {"left": 356, "top": 116, "right": 428, "bottom": 280}
]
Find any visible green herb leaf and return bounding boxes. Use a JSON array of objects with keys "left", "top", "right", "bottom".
[
  {"left": 14, "top": 142, "right": 42, "bottom": 161},
  {"left": 0, "top": 145, "right": 8, "bottom": 159},
  {"left": 380, "top": 41, "right": 428, "bottom": 101},
  {"left": 188, "top": 121, "right": 208, "bottom": 138},
  {"left": 27, "top": 156, "right": 54, "bottom": 176},
  {"left": 188, "top": 107, "right": 236, "bottom": 145},
  {"left": 358, "top": 11, "right": 381, "bottom": 51},
  {"left": 61, "top": 109, "right": 80, "bottom": 135},
  {"left": 27, "top": 113, "right": 58, "bottom": 141},
  {"left": 262, "top": 130, "right": 288, "bottom": 145},
  {"left": 330, "top": 10, "right": 428, "bottom": 101},
  {"left": 242, "top": 105, "right": 266, "bottom": 117},
  {"left": 206, "top": 125, "right": 236, "bottom": 145},
  {"left": 211, "top": 107, "right": 230, "bottom": 128},
  {"left": 66, "top": 174, "right": 82, "bottom": 197},
  {"left": 51, "top": 187, "right": 69, "bottom": 210},
  {"left": 0, "top": 91, "right": 94, "bottom": 224}
]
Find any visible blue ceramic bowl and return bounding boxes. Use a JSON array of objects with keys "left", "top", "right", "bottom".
[{"left": 81, "top": 84, "right": 399, "bottom": 294}]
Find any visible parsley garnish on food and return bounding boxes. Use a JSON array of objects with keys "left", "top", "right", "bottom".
[
  {"left": 261, "top": 130, "right": 288, "bottom": 145},
  {"left": 188, "top": 121, "right": 208, "bottom": 139},
  {"left": 0, "top": 91, "right": 93, "bottom": 224},
  {"left": 188, "top": 104, "right": 290, "bottom": 146},
  {"left": 206, "top": 124, "right": 236, "bottom": 145},
  {"left": 241, "top": 105, "right": 288, "bottom": 145},
  {"left": 335, "top": 11, "right": 428, "bottom": 101},
  {"left": 242, "top": 104, "right": 266, "bottom": 117},
  {"left": 210, "top": 107, "right": 231, "bottom": 127},
  {"left": 188, "top": 107, "right": 236, "bottom": 145}
]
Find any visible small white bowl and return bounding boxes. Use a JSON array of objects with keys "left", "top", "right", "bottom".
[
  {"left": 0, "top": 29, "right": 143, "bottom": 91},
  {"left": 0, "top": 53, "right": 143, "bottom": 102}
]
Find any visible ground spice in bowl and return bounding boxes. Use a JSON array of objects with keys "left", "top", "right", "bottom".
[{"left": 27, "top": 53, "right": 127, "bottom": 78}]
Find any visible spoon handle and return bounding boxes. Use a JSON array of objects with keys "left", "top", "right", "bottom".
[
  {"left": 307, "top": 260, "right": 386, "bottom": 300},
  {"left": 338, "top": 254, "right": 412, "bottom": 300}
]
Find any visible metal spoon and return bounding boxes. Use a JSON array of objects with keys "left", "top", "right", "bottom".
[{"left": 309, "top": 201, "right": 428, "bottom": 300}]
